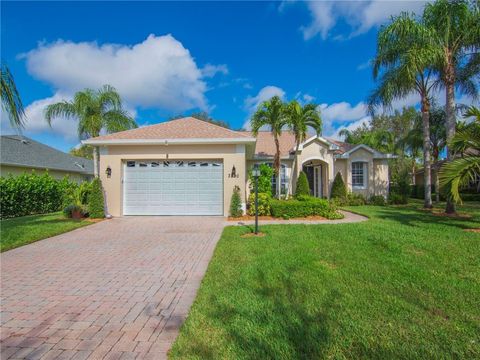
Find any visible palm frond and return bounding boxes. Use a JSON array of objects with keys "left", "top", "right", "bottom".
[
  {"left": 0, "top": 62, "right": 25, "bottom": 128},
  {"left": 439, "top": 156, "right": 480, "bottom": 203}
]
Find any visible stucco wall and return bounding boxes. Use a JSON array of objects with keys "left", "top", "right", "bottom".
[
  {"left": 0, "top": 165, "right": 92, "bottom": 183},
  {"left": 333, "top": 149, "right": 390, "bottom": 199},
  {"left": 295, "top": 140, "right": 334, "bottom": 197},
  {"left": 98, "top": 144, "right": 246, "bottom": 217}
]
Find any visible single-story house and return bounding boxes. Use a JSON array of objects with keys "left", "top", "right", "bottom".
[
  {"left": 84, "top": 117, "right": 394, "bottom": 216},
  {"left": 0, "top": 135, "right": 94, "bottom": 183}
]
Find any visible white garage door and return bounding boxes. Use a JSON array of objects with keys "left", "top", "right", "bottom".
[{"left": 123, "top": 160, "right": 223, "bottom": 215}]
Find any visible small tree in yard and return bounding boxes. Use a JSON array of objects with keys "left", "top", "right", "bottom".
[
  {"left": 295, "top": 171, "right": 310, "bottom": 197},
  {"left": 229, "top": 186, "right": 243, "bottom": 217},
  {"left": 331, "top": 172, "right": 347, "bottom": 199},
  {"left": 88, "top": 178, "right": 105, "bottom": 218}
]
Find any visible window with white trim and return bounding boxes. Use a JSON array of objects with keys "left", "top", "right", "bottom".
[{"left": 352, "top": 162, "right": 367, "bottom": 188}]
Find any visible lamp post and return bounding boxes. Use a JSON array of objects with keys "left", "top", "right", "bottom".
[{"left": 252, "top": 168, "right": 260, "bottom": 234}]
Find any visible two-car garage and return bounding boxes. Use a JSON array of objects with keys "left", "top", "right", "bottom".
[{"left": 123, "top": 160, "right": 224, "bottom": 216}]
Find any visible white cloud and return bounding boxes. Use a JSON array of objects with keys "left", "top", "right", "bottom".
[
  {"left": 357, "top": 60, "right": 371, "bottom": 71},
  {"left": 201, "top": 63, "right": 229, "bottom": 78},
  {"left": 330, "top": 116, "right": 372, "bottom": 140},
  {"left": 23, "top": 34, "right": 211, "bottom": 112},
  {"left": 243, "top": 85, "right": 286, "bottom": 129},
  {"left": 293, "top": 1, "right": 429, "bottom": 40}
]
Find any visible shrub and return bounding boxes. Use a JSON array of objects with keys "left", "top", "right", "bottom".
[
  {"left": 247, "top": 192, "right": 271, "bottom": 216},
  {"left": 389, "top": 193, "right": 408, "bottom": 205},
  {"left": 331, "top": 172, "right": 347, "bottom": 199},
  {"left": 295, "top": 171, "right": 310, "bottom": 197},
  {"left": 63, "top": 204, "right": 85, "bottom": 218},
  {"left": 390, "top": 160, "right": 411, "bottom": 203},
  {"left": 270, "top": 197, "right": 343, "bottom": 220},
  {"left": 88, "top": 178, "right": 105, "bottom": 218},
  {"left": 369, "top": 195, "right": 386, "bottom": 206},
  {"left": 0, "top": 172, "right": 77, "bottom": 219},
  {"left": 229, "top": 186, "right": 243, "bottom": 217},
  {"left": 249, "top": 164, "right": 274, "bottom": 196},
  {"left": 331, "top": 192, "right": 367, "bottom": 206}
]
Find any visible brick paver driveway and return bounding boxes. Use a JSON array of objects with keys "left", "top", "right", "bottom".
[{"left": 1, "top": 216, "right": 225, "bottom": 359}]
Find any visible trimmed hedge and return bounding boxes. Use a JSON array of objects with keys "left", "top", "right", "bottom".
[
  {"left": 332, "top": 192, "right": 367, "bottom": 206},
  {"left": 0, "top": 173, "right": 77, "bottom": 219},
  {"left": 247, "top": 192, "right": 271, "bottom": 216},
  {"left": 331, "top": 172, "right": 347, "bottom": 199},
  {"left": 229, "top": 186, "right": 243, "bottom": 217},
  {"left": 270, "top": 196, "right": 343, "bottom": 220},
  {"left": 295, "top": 171, "right": 310, "bottom": 197},
  {"left": 88, "top": 178, "right": 105, "bottom": 218}
]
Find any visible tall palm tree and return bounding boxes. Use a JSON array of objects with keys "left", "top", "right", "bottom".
[
  {"left": 429, "top": 107, "right": 447, "bottom": 202},
  {"left": 1, "top": 62, "right": 25, "bottom": 128},
  {"left": 423, "top": 0, "right": 480, "bottom": 213},
  {"left": 368, "top": 12, "right": 437, "bottom": 209},
  {"left": 440, "top": 106, "right": 480, "bottom": 203},
  {"left": 285, "top": 100, "right": 322, "bottom": 195},
  {"left": 45, "top": 85, "right": 137, "bottom": 176},
  {"left": 250, "top": 96, "right": 286, "bottom": 198}
]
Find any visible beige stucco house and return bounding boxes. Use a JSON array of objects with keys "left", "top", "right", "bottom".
[{"left": 84, "top": 117, "right": 393, "bottom": 217}]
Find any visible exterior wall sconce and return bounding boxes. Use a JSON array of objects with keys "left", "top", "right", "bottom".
[{"left": 105, "top": 166, "right": 112, "bottom": 178}]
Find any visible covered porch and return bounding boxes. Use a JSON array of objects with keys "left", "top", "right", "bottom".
[{"left": 302, "top": 159, "right": 329, "bottom": 198}]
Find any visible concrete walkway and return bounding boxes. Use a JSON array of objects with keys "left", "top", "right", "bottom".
[
  {"left": 227, "top": 210, "right": 368, "bottom": 226},
  {"left": 0, "top": 210, "right": 366, "bottom": 360}
]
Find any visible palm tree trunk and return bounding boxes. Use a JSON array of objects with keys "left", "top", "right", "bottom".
[
  {"left": 445, "top": 75, "right": 456, "bottom": 214},
  {"left": 274, "top": 135, "right": 281, "bottom": 199},
  {"left": 421, "top": 97, "right": 432, "bottom": 209},
  {"left": 93, "top": 146, "right": 100, "bottom": 178}
]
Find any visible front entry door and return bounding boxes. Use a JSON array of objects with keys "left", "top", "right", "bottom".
[{"left": 314, "top": 166, "right": 323, "bottom": 198}]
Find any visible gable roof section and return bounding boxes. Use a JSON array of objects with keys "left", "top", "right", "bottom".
[
  {"left": 334, "top": 144, "right": 396, "bottom": 159},
  {"left": 84, "top": 117, "right": 255, "bottom": 145},
  {"left": 243, "top": 131, "right": 296, "bottom": 158},
  {"left": 0, "top": 135, "right": 93, "bottom": 174}
]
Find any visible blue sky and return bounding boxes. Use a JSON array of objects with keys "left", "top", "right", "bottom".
[{"left": 1, "top": 0, "right": 459, "bottom": 152}]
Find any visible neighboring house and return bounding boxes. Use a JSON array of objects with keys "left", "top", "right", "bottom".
[
  {"left": 0, "top": 135, "right": 94, "bottom": 183},
  {"left": 414, "top": 160, "right": 480, "bottom": 192},
  {"left": 84, "top": 117, "right": 394, "bottom": 217}
]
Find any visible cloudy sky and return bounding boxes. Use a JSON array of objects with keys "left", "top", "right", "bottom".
[{"left": 1, "top": 1, "right": 474, "bottom": 151}]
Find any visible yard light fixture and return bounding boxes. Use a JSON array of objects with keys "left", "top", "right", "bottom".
[
  {"left": 105, "top": 166, "right": 112, "bottom": 178},
  {"left": 252, "top": 168, "right": 261, "bottom": 234}
]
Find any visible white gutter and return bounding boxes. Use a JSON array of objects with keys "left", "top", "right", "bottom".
[{"left": 82, "top": 137, "right": 257, "bottom": 146}]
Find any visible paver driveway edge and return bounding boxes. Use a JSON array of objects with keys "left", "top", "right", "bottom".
[{"left": 1, "top": 216, "right": 225, "bottom": 360}]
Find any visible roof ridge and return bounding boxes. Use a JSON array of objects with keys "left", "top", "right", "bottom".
[{"left": 185, "top": 117, "right": 251, "bottom": 138}]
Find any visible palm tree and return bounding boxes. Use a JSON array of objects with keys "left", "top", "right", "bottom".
[
  {"left": 1, "top": 62, "right": 25, "bottom": 128},
  {"left": 423, "top": 0, "right": 480, "bottom": 213},
  {"left": 368, "top": 12, "right": 437, "bottom": 209},
  {"left": 439, "top": 106, "right": 480, "bottom": 203},
  {"left": 45, "top": 85, "right": 137, "bottom": 176},
  {"left": 250, "top": 96, "right": 287, "bottom": 198},
  {"left": 285, "top": 100, "right": 322, "bottom": 195},
  {"left": 429, "top": 107, "right": 447, "bottom": 202}
]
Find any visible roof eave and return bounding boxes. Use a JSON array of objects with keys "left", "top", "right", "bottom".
[
  {"left": 83, "top": 138, "right": 257, "bottom": 146},
  {"left": 0, "top": 161, "right": 94, "bottom": 175}
]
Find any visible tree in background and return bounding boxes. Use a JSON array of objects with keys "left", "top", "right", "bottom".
[
  {"left": 369, "top": 12, "right": 438, "bottom": 209},
  {"left": 423, "top": 0, "right": 480, "bottom": 213},
  {"left": 1, "top": 62, "right": 25, "bottom": 128},
  {"left": 45, "top": 85, "right": 137, "bottom": 176},
  {"left": 250, "top": 96, "right": 287, "bottom": 198},
  {"left": 69, "top": 144, "right": 94, "bottom": 160},
  {"left": 440, "top": 106, "right": 480, "bottom": 203}
]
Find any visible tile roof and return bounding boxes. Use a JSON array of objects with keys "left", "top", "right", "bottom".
[
  {"left": 0, "top": 135, "right": 93, "bottom": 175},
  {"left": 89, "top": 117, "right": 252, "bottom": 141}
]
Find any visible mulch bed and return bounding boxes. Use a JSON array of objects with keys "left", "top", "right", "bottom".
[
  {"left": 420, "top": 208, "right": 472, "bottom": 219},
  {"left": 228, "top": 215, "right": 327, "bottom": 221},
  {"left": 464, "top": 229, "right": 480, "bottom": 233},
  {"left": 86, "top": 218, "right": 106, "bottom": 223},
  {"left": 240, "top": 232, "right": 266, "bottom": 238}
]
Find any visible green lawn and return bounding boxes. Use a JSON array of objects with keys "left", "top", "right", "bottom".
[
  {"left": 171, "top": 202, "right": 480, "bottom": 359},
  {"left": 0, "top": 212, "right": 92, "bottom": 252}
]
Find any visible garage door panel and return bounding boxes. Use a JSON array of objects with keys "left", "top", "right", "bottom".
[{"left": 123, "top": 160, "right": 223, "bottom": 215}]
